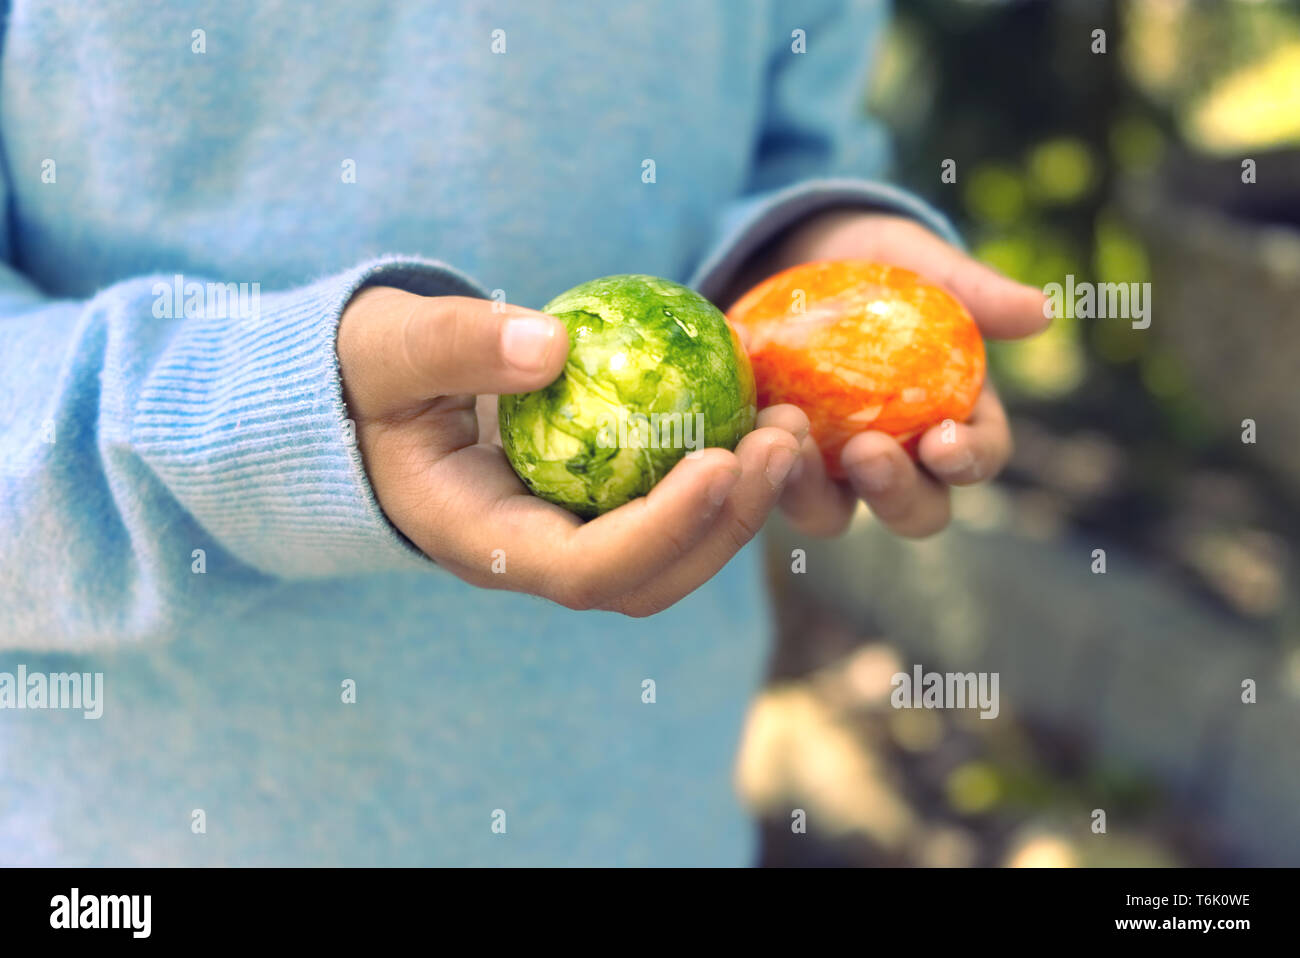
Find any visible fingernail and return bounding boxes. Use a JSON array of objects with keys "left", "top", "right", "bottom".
[
  {"left": 707, "top": 467, "right": 741, "bottom": 508},
  {"left": 849, "top": 455, "right": 894, "bottom": 494},
  {"left": 503, "top": 316, "right": 558, "bottom": 371},
  {"left": 766, "top": 445, "right": 799, "bottom": 488}
]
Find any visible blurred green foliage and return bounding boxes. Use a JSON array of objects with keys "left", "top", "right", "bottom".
[
  {"left": 868, "top": 0, "right": 1298, "bottom": 427},
  {"left": 766, "top": 0, "right": 1300, "bottom": 870}
]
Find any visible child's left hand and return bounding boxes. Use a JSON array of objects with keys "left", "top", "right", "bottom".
[{"left": 724, "top": 210, "right": 1051, "bottom": 539}]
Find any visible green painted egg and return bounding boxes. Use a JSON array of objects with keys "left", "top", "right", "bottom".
[{"left": 500, "top": 274, "right": 756, "bottom": 518}]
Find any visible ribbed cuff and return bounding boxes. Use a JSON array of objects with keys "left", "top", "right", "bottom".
[
  {"left": 133, "top": 255, "right": 488, "bottom": 579},
  {"left": 689, "top": 177, "right": 964, "bottom": 304}
]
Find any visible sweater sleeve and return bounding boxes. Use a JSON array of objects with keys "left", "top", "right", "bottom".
[
  {"left": 0, "top": 249, "right": 486, "bottom": 651},
  {"left": 690, "top": 0, "right": 963, "bottom": 302}
]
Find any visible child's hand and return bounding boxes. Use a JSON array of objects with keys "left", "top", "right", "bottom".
[
  {"left": 725, "top": 210, "right": 1051, "bottom": 539},
  {"left": 337, "top": 286, "right": 804, "bottom": 616}
]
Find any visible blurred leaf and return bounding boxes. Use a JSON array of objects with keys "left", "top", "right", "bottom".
[
  {"left": 1109, "top": 113, "right": 1166, "bottom": 172},
  {"left": 974, "top": 234, "right": 1033, "bottom": 281},
  {"left": 946, "top": 761, "right": 1001, "bottom": 815},
  {"left": 1122, "top": 0, "right": 1300, "bottom": 154},
  {"left": 867, "top": 19, "right": 937, "bottom": 139},
  {"left": 1159, "top": 392, "right": 1216, "bottom": 451},
  {"left": 977, "top": 230, "right": 1086, "bottom": 399},
  {"left": 1093, "top": 209, "right": 1150, "bottom": 285},
  {"left": 975, "top": 228, "right": 1081, "bottom": 288},
  {"left": 1027, "top": 137, "right": 1097, "bottom": 206},
  {"left": 964, "top": 163, "right": 1028, "bottom": 225},
  {"left": 1091, "top": 315, "right": 1147, "bottom": 365},
  {"left": 1140, "top": 349, "right": 1189, "bottom": 401},
  {"left": 990, "top": 318, "right": 1085, "bottom": 399},
  {"left": 1121, "top": 0, "right": 1188, "bottom": 103},
  {"left": 1186, "top": 41, "right": 1300, "bottom": 154}
]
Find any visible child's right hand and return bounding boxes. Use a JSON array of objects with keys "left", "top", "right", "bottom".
[{"left": 337, "top": 286, "right": 804, "bottom": 616}]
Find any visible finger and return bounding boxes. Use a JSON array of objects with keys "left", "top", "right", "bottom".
[
  {"left": 338, "top": 287, "right": 568, "bottom": 419},
  {"left": 607, "top": 425, "right": 805, "bottom": 616},
  {"left": 869, "top": 221, "right": 1050, "bottom": 340},
  {"left": 755, "top": 404, "right": 811, "bottom": 450},
  {"left": 778, "top": 433, "right": 856, "bottom": 538},
  {"left": 939, "top": 256, "right": 1050, "bottom": 341},
  {"left": 404, "top": 441, "right": 752, "bottom": 611},
  {"left": 841, "top": 431, "right": 951, "bottom": 538},
  {"left": 916, "top": 385, "right": 1012, "bottom": 486},
  {"left": 752, "top": 404, "right": 852, "bottom": 536},
  {"left": 558, "top": 447, "right": 747, "bottom": 606},
  {"left": 754, "top": 403, "right": 809, "bottom": 492}
]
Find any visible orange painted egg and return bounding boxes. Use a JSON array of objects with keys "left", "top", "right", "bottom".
[{"left": 726, "top": 260, "right": 985, "bottom": 479}]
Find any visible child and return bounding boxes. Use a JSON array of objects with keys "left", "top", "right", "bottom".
[{"left": 0, "top": 0, "right": 1045, "bottom": 864}]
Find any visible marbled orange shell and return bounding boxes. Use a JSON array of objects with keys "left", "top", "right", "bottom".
[{"left": 726, "top": 261, "right": 985, "bottom": 479}]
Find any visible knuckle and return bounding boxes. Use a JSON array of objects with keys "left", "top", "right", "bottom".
[
  {"left": 865, "top": 490, "right": 910, "bottom": 522},
  {"left": 659, "top": 525, "right": 697, "bottom": 563},
  {"left": 441, "top": 299, "right": 473, "bottom": 368},
  {"left": 875, "top": 214, "right": 929, "bottom": 244},
  {"left": 398, "top": 296, "right": 430, "bottom": 382},
  {"left": 726, "top": 511, "right": 762, "bottom": 551}
]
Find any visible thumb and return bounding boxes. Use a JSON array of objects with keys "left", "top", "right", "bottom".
[
  {"left": 888, "top": 236, "right": 1048, "bottom": 340},
  {"left": 936, "top": 254, "right": 1050, "bottom": 341},
  {"left": 339, "top": 287, "right": 568, "bottom": 419}
]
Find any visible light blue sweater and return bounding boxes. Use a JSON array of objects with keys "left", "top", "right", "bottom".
[{"left": 0, "top": 0, "right": 956, "bottom": 865}]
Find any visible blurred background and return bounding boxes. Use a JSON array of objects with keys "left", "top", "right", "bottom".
[{"left": 745, "top": 0, "right": 1300, "bottom": 866}]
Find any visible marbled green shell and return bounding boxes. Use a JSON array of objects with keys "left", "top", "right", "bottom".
[{"left": 500, "top": 275, "right": 756, "bottom": 518}]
